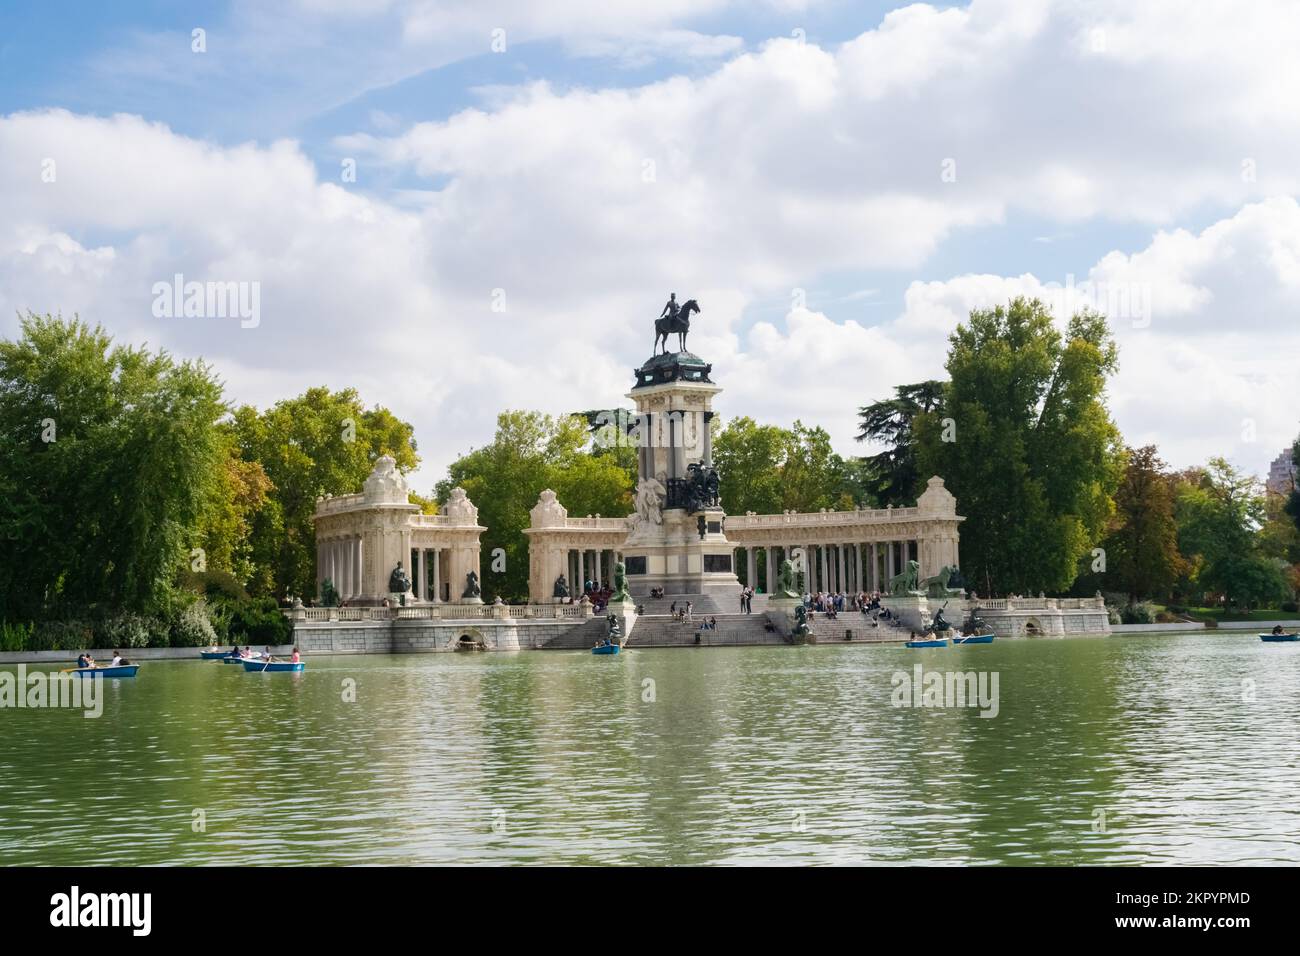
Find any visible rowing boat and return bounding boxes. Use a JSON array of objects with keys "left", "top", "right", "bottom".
[
  {"left": 592, "top": 644, "right": 620, "bottom": 655},
  {"left": 1259, "top": 633, "right": 1299, "bottom": 643},
  {"left": 241, "top": 660, "right": 305, "bottom": 672},
  {"left": 905, "top": 639, "right": 947, "bottom": 648},
  {"left": 952, "top": 634, "right": 995, "bottom": 645},
  {"left": 71, "top": 665, "right": 139, "bottom": 678}
]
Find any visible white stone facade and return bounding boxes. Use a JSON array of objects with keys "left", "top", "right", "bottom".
[{"left": 313, "top": 455, "right": 485, "bottom": 605}]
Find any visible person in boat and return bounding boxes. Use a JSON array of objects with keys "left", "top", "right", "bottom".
[
  {"left": 77, "top": 653, "right": 91, "bottom": 669},
  {"left": 1272, "top": 624, "right": 1285, "bottom": 635},
  {"left": 263, "top": 645, "right": 275, "bottom": 662},
  {"left": 110, "top": 651, "right": 123, "bottom": 667},
  {"left": 291, "top": 647, "right": 301, "bottom": 664}
]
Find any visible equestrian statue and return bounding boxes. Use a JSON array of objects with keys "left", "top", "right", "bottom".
[{"left": 653, "top": 292, "right": 702, "bottom": 354}]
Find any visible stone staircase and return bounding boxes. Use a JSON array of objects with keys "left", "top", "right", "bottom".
[
  {"left": 803, "top": 612, "right": 911, "bottom": 644},
  {"left": 626, "top": 612, "right": 785, "bottom": 648},
  {"left": 634, "top": 591, "right": 769, "bottom": 617},
  {"left": 538, "top": 617, "right": 615, "bottom": 650}
]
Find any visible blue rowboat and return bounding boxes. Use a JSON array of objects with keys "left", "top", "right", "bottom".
[
  {"left": 952, "top": 634, "right": 995, "bottom": 645},
  {"left": 201, "top": 650, "right": 236, "bottom": 660},
  {"left": 905, "top": 639, "right": 947, "bottom": 648},
  {"left": 591, "top": 644, "right": 620, "bottom": 655},
  {"left": 242, "top": 660, "right": 304, "bottom": 672},
  {"left": 72, "top": 665, "right": 139, "bottom": 678},
  {"left": 1260, "top": 633, "right": 1299, "bottom": 642},
  {"left": 223, "top": 656, "right": 255, "bottom": 664}
]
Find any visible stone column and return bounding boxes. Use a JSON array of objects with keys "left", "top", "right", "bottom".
[
  {"left": 765, "top": 547, "right": 774, "bottom": 594},
  {"left": 595, "top": 549, "right": 603, "bottom": 588},
  {"left": 747, "top": 548, "right": 757, "bottom": 590},
  {"left": 886, "top": 540, "right": 895, "bottom": 582},
  {"left": 818, "top": 545, "right": 827, "bottom": 593},
  {"left": 417, "top": 548, "right": 427, "bottom": 601},
  {"left": 578, "top": 549, "right": 586, "bottom": 589}
]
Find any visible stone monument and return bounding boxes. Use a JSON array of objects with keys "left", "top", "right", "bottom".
[{"left": 621, "top": 295, "right": 740, "bottom": 599}]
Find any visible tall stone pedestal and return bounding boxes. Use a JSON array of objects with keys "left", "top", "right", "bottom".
[
  {"left": 764, "top": 595, "right": 803, "bottom": 640},
  {"left": 622, "top": 350, "right": 740, "bottom": 599},
  {"left": 881, "top": 594, "right": 967, "bottom": 632}
]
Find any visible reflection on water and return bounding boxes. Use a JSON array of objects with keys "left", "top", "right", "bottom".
[{"left": 2, "top": 633, "right": 1298, "bottom": 865}]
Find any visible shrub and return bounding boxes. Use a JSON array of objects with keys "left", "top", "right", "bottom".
[
  {"left": 1281, "top": 601, "right": 1299, "bottom": 613},
  {"left": 31, "top": 619, "right": 95, "bottom": 651},
  {"left": 1106, "top": 606, "right": 1122, "bottom": 625},
  {"left": 223, "top": 595, "right": 291, "bottom": 645},
  {"left": 1121, "top": 602, "right": 1158, "bottom": 625},
  {"left": 100, "top": 613, "right": 161, "bottom": 649},
  {"left": 171, "top": 599, "right": 218, "bottom": 647},
  {"left": 0, "top": 621, "right": 35, "bottom": 652}
]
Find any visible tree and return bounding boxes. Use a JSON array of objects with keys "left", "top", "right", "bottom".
[
  {"left": 856, "top": 380, "right": 944, "bottom": 506},
  {"left": 0, "top": 313, "right": 226, "bottom": 621},
  {"left": 714, "top": 417, "right": 863, "bottom": 515},
  {"left": 231, "top": 388, "right": 418, "bottom": 601},
  {"left": 713, "top": 416, "right": 787, "bottom": 515},
  {"left": 1175, "top": 458, "right": 1287, "bottom": 608},
  {"left": 1103, "top": 446, "right": 1184, "bottom": 603},
  {"left": 193, "top": 431, "right": 274, "bottom": 588},
  {"left": 436, "top": 411, "right": 635, "bottom": 601},
  {"left": 916, "top": 298, "right": 1124, "bottom": 594}
]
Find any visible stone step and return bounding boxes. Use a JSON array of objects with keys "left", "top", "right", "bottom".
[
  {"left": 538, "top": 618, "right": 613, "bottom": 649},
  {"left": 627, "top": 612, "right": 784, "bottom": 647},
  {"left": 635, "top": 592, "right": 768, "bottom": 616}
]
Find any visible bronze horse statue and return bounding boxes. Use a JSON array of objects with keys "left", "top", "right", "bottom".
[{"left": 654, "top": 299, "right": 700, "bottom": 354}]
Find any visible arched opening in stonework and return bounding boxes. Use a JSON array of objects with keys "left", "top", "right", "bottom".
[{"left": 454, "top": 628, "right": 486, "bottom": 651}]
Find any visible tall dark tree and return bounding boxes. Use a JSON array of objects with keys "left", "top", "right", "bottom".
[
  {"left": 1104, "top": 445, "right": 1184, "bottom": 603},
  {"left": 916, "top": 298, "right": 1123, "bottom": 595},
  {"left": 856, "top": 380, "right": 944, "bottom": 506}
]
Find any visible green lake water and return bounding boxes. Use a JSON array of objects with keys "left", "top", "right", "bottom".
[{"left": 2, "top": 633, "right": 1298, "bottom": 865}]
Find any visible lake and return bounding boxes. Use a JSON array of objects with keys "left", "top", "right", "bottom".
[{"left": 2, "top": 632, "right": 1297, "bottom": 865}]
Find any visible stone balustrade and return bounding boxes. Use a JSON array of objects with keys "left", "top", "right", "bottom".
[{"left": 287, "top": 602, "right": 597, "bottom": 623}]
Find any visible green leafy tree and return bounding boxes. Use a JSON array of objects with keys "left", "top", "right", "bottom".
[
  {"left": 231, "top": 387, "right": 418, "bottom": 601},
  {"left": 1175, "top": 458, "right": 1287, "bottom": 608},
  {"left": 915, "top": 298, "right": 1123, "bottom": 595},
  {"left": 856, "top": 380, "right": 945, "bottom": 506},
  {"left": 713, "top": 416, "right": 787, "bottom": 515},
  {"left": 436, "top": 411, "right": 635, "bottom": 601},
  {"left": 1102, "top": 446, "right": 1185, "bottom": 603},
  {"left": 0, "top": 313, "right": 226, "bottom": 621}
]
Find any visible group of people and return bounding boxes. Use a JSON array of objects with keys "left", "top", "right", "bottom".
[
  {"left": 224, "top": 645, "right": 301, "bottom": 663},
  {"left": 669, "top": 600, "right": 695, "bottom": 623},
  {"left": 738, "top": 586, "right": 756, "bottom": 613},
  {"left": 76, "top": 651, "right": 129, "bottom": 669},
  {"left": 796, "top": 591, "right": 893, "bottom": 627},
  {"left": 583, "top": 579, "right": 615, "bottom": 612}
]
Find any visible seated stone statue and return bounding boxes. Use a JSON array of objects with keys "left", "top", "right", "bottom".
[
  {"left": 888, "top": 559, "right": 920, "bottom": 595},
  {"left": 462, "top": 570, "right": 481, "bottom": 599},
  {"left": 611, "top": 561, "right": 629, "bottom": 601},
  {"left": 923, "top": 565, "right": 964, "bottom": 598},
  {"left": 776, "top": 558, "right": 800, "bottom": 598},
  {"left": 388, "top": 563, "right": 411, "bottom": 595}
]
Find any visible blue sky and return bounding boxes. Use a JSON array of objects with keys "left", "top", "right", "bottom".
[{"left": 1, "top": 0, "right": 1297, "bottom": 488}]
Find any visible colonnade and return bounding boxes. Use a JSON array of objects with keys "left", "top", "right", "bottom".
[
  {"left": 564, "top": 547, "right": 623, "bottom": 591},
  {"left": 320, "top": 535, "right": 364, "bottom": 600},
  {"left": 733, "top": 540, "right": 920, "bottom": 595}
]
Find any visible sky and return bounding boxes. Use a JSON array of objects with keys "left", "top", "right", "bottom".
[{"left": 1, "top": 0, "right": 1297, "bottom": 494}]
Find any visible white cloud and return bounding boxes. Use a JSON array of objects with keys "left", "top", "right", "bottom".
[{"left": 5, "top": 1, "right": 1300, "bottom": 490}]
